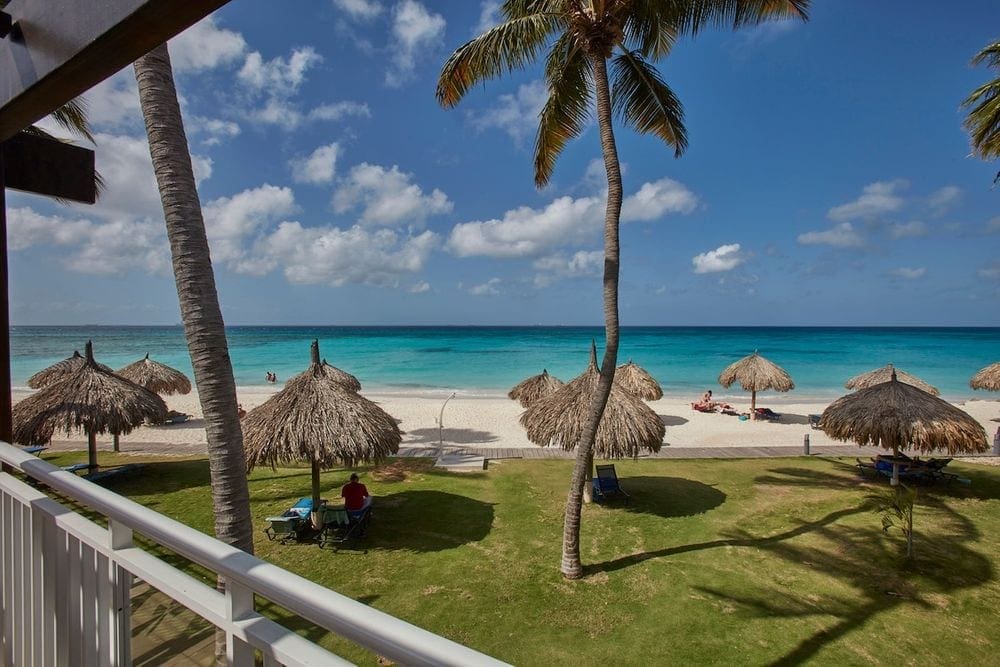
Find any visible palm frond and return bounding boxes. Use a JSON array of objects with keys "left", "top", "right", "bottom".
[
  {"left": 51, "top": 98, "right": 95, "bottom": 144},
  {"left": 502, "top": 0, "right": 562, "bottom": 20},
  {"left": 668, "top": 0, "right": 808, "bottom": 36},
  {"left": 620, "top": 0, "right": 678, "bottom": 58},
  {"left": 963, "top": 41, "right": 1000, "bottom": 162},
  {"left": 534, "top": 33, "right": 592, "bottom": 186},
  {"left": 436, "top": 13, "right": 565, "bottom": 107},
  {"left": 610, "top": 50, "right": 687, "bottom": 156}
]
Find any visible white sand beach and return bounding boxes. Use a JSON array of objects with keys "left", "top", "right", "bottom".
[{"left": 14, "top": 387, "right": 999, "bottom": 458}]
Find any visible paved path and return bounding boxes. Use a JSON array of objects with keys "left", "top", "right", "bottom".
[{"left": 400, "top": 444, "right": 890, "bottom": 460}]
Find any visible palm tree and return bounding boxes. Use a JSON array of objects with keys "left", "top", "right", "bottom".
[
  {"left": 134, "top": 45, "right": 254, "bottom": 659},
  {"left": 438, "top": 0, "right": 808, "bottom": 579},
  {"left": 962, "top": 40, "right": 1000, "bottom": 186}
]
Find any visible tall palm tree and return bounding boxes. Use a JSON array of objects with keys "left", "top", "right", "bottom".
[
  {"left": 962, "top": 39, "right": 1000, "bottom": 186},
  {"left": 438, "top": 0, "right": 808, "bottom": 579},
  {"left": 134, "top": 45, "right": 254, "bottom": 661}
]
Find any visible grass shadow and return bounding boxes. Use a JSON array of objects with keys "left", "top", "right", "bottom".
[
  {"left": 367, "top": 489, "right": 495, "bottom": 552},
  {"left": 616, "top": 476, "right": 726, "bottom": 519}
]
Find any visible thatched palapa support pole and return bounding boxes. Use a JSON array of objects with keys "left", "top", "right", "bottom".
[{"left": 718, "top": 350, "right": 794, "bottom": 420}]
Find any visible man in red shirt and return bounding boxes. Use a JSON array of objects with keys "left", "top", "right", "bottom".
[{"left": 341, "top": 473, "right": 371, "bottom": 518}]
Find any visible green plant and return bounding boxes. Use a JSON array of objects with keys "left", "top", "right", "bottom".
[{"left": 867, "top": 485, "right": 917, "bottom": 559}]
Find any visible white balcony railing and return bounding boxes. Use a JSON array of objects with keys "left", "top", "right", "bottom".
[{"left": 0, "top": 441, "right": 508, "bottom": 666}]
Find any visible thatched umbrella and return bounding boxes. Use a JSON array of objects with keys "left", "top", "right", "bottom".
[
  {"left": 116, "top": 354, "right": 192, "bottom": 395},
  {"left": 508, "top": 369, "right": 564, "bottom": 407},
  {"left": 320, "top": 357, "right": 361, "bottom": 392},
  {"left": 846, "top": 363, "right": 939, "bottom": 396},
  {"left": 521, "top": 343, "right": 664, "bottom": 460},
  {"left": 970, "top": 362, "right": 1000, "bottom": 391},
  {"left": 615, "top": 360, "right": 663, "bottom": 401},
  {"left": 718, "top": 351, "right": 794, "bottom": 420},
  {"left": 27, "top": 350, "right": 114, "bottom": 389},
  {"left": 243, "top": 340, "right": 399, "bottom": 523},
  {"left": 13, "top": 341, "right": 167, "bottom": 470},
  {"left": 821, "top": 371, "right": 987, "bottom": 485}
]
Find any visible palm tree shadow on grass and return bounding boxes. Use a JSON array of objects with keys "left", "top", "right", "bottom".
[
  {"left": 695, "top": 496, "right": 992, "bottom": 665},
  {"left": 614, "top": 476, "right": 726, "bottom": 519}
]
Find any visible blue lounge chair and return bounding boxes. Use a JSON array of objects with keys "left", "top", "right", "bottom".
[
  {"left": 265, "top": 497, "right": 322, "bottom": 543},
  {"left": 592, "top": 464, "right": 629, "bottom": 504}
]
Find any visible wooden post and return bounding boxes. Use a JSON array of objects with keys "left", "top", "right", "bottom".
[
  {"left": 0, "top": 145, "right": 10, "bottom": 455},
  {"left": 803, "top": 433, "right": 810, "bottom": 455}
]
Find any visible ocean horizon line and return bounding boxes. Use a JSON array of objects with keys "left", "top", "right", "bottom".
[{"left": 11, "top": 324, "right": 1000, "bottom": 330}]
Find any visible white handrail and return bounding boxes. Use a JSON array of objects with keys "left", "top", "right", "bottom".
[{"left": 0, "top": 441, "right": 507, "bottom": 666}]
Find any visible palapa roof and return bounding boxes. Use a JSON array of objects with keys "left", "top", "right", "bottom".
[
  {"left": 970, "top": 361, "right": 1000, "bottom": 391},
  {"left": 27, "top": 350, "right": 114, "bottom": 389},
  {"left": 615, "top": 360, "right": 663, "bottom": 401},
  {"left": 520, "top": 344, "right": 664, "bottom": 459},
  {"left": 116, "top": 354, "right": 192, "bottom": 395},
  {"left": 319, "top": 357, "right": 361, "bottom": 392},
  {"left": 718, "top": 351, "right": 794, "bottom": 393},
  {"left": 820, "top": 373, "right": 987, "bottom": 455},
  {"left": 845, "top": 363, "right": 939, "bottom": 396},
  {"left": 13, "top": 341, "right": 167, "bottom": 444},
  {"left": 508, "top": 369, "right": 564, "bottom": 407},
  {"left": 244, "top": 340, "right": 398, "bottom": 470}
]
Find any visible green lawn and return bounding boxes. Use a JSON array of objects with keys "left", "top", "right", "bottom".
[{"left": 49, "top": 452, "right": 1000, "bottom": 665}]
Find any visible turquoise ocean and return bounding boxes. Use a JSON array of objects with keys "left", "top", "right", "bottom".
[{"left": 8, "top": 326, "right": 1000, "bottom": 400}]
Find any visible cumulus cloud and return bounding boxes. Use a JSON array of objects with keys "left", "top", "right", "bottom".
[
  {"left": 889, "top": 267, "right": 926, "bottom": 279},
  {"left": 386, "top": 0, "right": 446, "bottom": 87},
  {"left": 827, "top": 179, "right": 908, "bottom": 222},
  {"left": 447, "top": 177, "right": 698, "bottom": 258},
  {"left": 467, "top": 278, "right": 502, "bottom": 296},
  {"left": 888, "top": 220, "right": 928, "bottom": 240},
  {"left": 621, "top": 178, "right": 699, "bottom": 221},
  {"left": 927, "top": 185, "right": 961, "bottom": 215},
  {"left": 258, "top": 222, "right": 438, "bottom": 286},
  {"left": 307, "top": 101, "right": 371, "bottom": 122},
  {"left": 202, "top": 185, "right": 297, "bottom": 269},
  {"left": 692, "top": 244, "right": 744, "bottom": 274},
  {"left": 332, "top": 163, "right": 452, "bottom": 227},
  {"left": 469, "top": 80, "right": 548, "bottom": 145},
  {"left": 333, "top": 0, "right": 383, "bottom": 20},
  {"left": 170, "top": 16, "right": 247, "bottom": 73},
  {"left": 474, "top": 1, "right": 501, "bottom": 33},
  {"left": 408, "top": 281, "right": 431, "bottom": 293},
  {"left": 533, "top": 250, "right": 603, "bottom": 286},
  {"left": 797, "top": 222, "right": 865, "bottom": 248},
  {"left": 189, "top": 117, "right": 241, "bottom": 146},
  {"left": 290, "top": 143, "right": 341, "bottom": 185}
]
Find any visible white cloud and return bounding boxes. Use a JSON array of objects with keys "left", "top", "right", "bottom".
[
  {"left": 169, "top": 16, "right": 247, "bottom": 73},
  {"left": 332, "top": 163, "right": 452, "bottom": 227},
  {"left": 447, "top": 177, "right": 698, "bottom": 258},
  {"left": 827, "top": 179, "right": 908, "bottom": 222},
  {"left": 238, "top": 47, "right": 322, "bottom": 93},
  {"left": 889, "top": 267, "right": 926, "bottom": 279},
  {"left": 189, "top": 117, "right": 241, "bottom": 146},
  {"left": 927, "top": 185, "right": 961, "bottom": 215},
  {"left": 7, "top": 208, "right": 93, "bottom": 251},
  {"left": 333, "top": 0, "right": 383, "bottom": 21},
  {"left": 258, "top": 222, "right": 438, "bottom": 286},
  {"left": 448, "top": 196, "right": 601, "bottom": 258},
  {"left": 202, "top": 185, "right": 297, "bottom": 268},
  {"left": 797, "top": 222, "right": 865, "bottom": 248},
  {"left": 474, "top": 1, "right": 501, "bottom": 34},
  {"left": 979, "top": 261, "right": 1000, "bottom": 281},
  {"left": 307, "top": 101, "right": 371, "bottom": 122},
  {"left": 692, "top": 244, "right": 744, "bottom": 274},
  {"left": 386, "top": 0, "right": 446, "bottom": 87},
  {"left": 80, "top": 71, "right": 141, "bottom": 128},
  {"left": 467, "top": 278, "right": 502, "bottom": 296},
  {"left": 470, "top": 80, "right": 548, "bottom": 145},
  {"left": 889, "top": 220, "right": 928, "bottom": 239},
  {"left": 533, "top": 250, "right": 603, "bottom": 286},
  {"left": 290, "top": 143, "right": 341, "bottom": 185},
  {"left": 621, "top": 178, "right": 699, "bottom": 221},
  {"left": 408, "top": 281, "right": 431, "bottom": 293}
]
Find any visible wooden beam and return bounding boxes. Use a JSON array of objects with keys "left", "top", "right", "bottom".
[
  {"left": 0, "top": 0, "right": 232, "bottom": 140},
  {"left": 3, "top": 132, "right": 96, "bottom": 204}
]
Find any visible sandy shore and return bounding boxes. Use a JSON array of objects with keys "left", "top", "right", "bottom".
[{"left": 13, "top": 387, "right": 999, "bottom": 458}]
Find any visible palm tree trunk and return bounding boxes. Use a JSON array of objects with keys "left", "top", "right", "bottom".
[
  {"left": 560, "top": 55, "right": 623, "bottom": 580},
  {"left": 134, "top": 43, "right": 254, "bottom": 662}
]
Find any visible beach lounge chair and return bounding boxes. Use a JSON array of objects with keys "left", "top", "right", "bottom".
[
  {"left": 592, "top": 464, "right": 629, "bottom": 503},
  {"left": 162, "top": 411, "right": 191, "bottom": 425},
  {"left": 265, "top": 497, "right": 322, "bottom": 543},
  {"left": 754, "top": 407, "right": 781, "bottom": 421},
  {"left": 809, "top": 414, "right": 822, "bottom": 429},
  {"left": 691, "top": 402, "right": 715, "bottom": 413},
  {"left": 317, "top": 504, "right": 371, "bottom": 549}
]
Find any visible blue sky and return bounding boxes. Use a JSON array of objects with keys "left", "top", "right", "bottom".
[{"left": 7, "top": 0, "right": 999, "bottom": 326}]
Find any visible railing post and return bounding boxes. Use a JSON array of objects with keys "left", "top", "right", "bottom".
[
  {"left": 225, "top": 579, "right": 255, "bottom": 665},
  {"left": 108, "top": 519, "right": 133, "bottom": 666}
]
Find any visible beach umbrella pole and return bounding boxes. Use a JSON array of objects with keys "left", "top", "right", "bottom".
[
  {"left": 88, "top": 430, "right": 98, "bottom": 470},
  {"left": 113, "top": 433, "right": 120, "bottom": 453},
  {"left": 311, "top": 458, "right": 322, "bottom": 529},
  {"left": 751, "top": 390, "right": 757, "bottom": 420}
]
